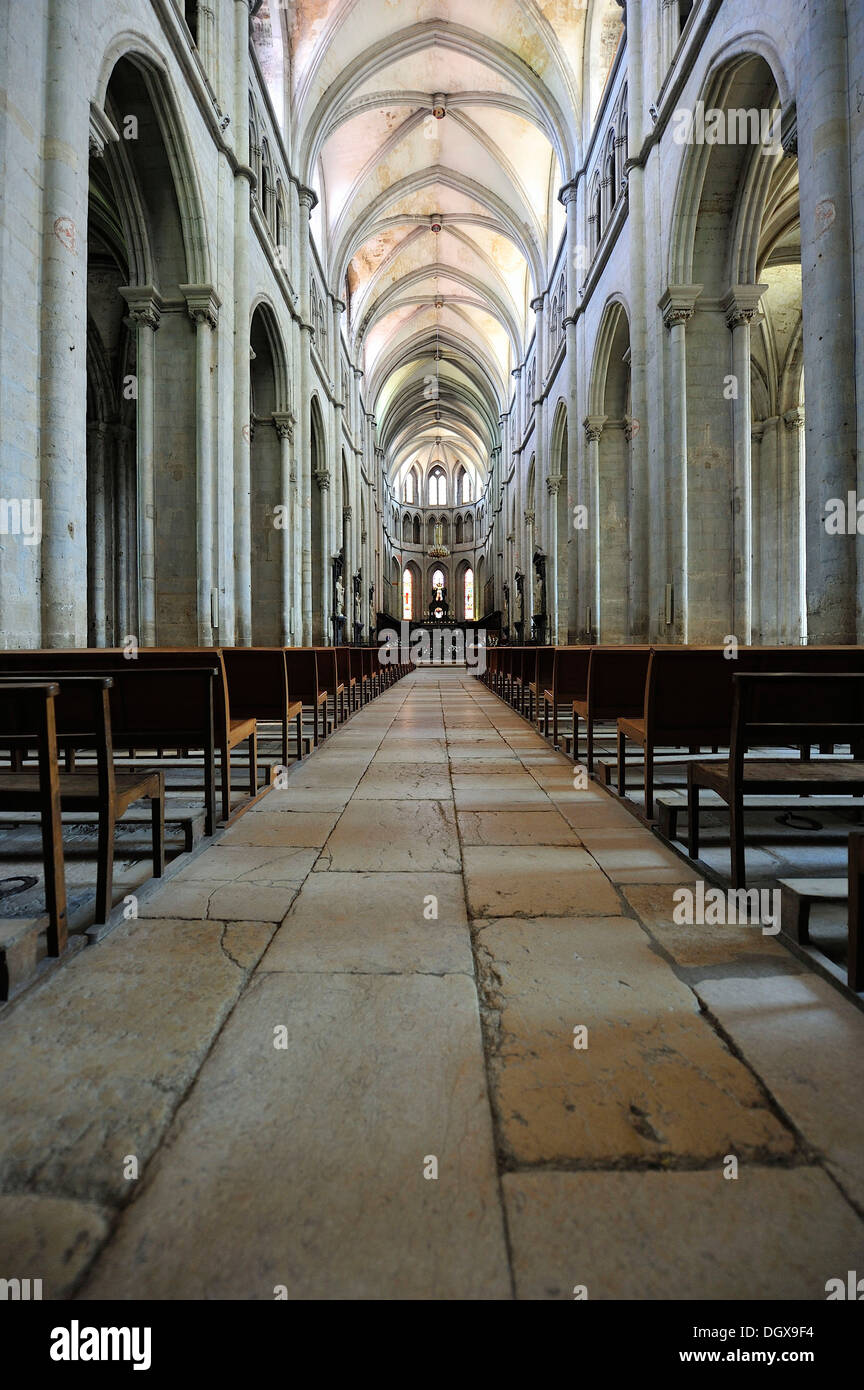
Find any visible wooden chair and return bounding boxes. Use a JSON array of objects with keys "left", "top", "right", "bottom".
[
  {"left": 688, "top": 672, "right": 864, "bottom": 887},
  {"left": 0, "top": 675, "right": 165, "bottom": 926},
  {"left": 574, "top": 646, "right": 651, "bottom": 771},
  {"left": 617, "top": 648, "right": 733, "bottom": 819},
  {"left": 542, "top": 646, "right": 592, "bottom": 745},
  {"left": 0, "top": 682, "right": 66, "bottom": 955},
  {"left": 527, "top": 647, "right": 556, "bottom": 725},
  {"left": 221, "top": 647, "right": 304, "bottom": 766},
  {"left": 283, "top": 648, "right": 329, "bottom": 745}
]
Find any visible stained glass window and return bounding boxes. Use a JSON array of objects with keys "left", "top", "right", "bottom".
[
  {"left": 464, "top": 567, "right": 474, "bottom": 621},
  {"left": 402, "top": 568, "right": 413, "bottom": 620}
]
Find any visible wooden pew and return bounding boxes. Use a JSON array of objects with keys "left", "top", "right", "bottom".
[
  {"left": 574, "top": 646, "right": 651, "bottom": 771},
  {"left": 542, "top": 646, "right": 592, "bottom": 745},
  {"left": 336, "top": 647, "right": 357, "bottom": 712},
  {"left": 0, "top": 648, "right": 252, "bottom": 827},
  {"left": 527, "top": 647, "right": 556, "bottom": 725},
  {"left": 221, "top": 647, "right": 304, "bottom": 767},
  {"left": 617, "top": 648, "right": 733, "bottom": 819},
  {"left": 314, "top": 647, "right": 347, "bottom": 727},
  {"left": 0, "top": 682, "right": 66, "bottom": 956},
  {"left": 283, "top": 648, "right": 329, "bottom": 745},
  {"left": 509, "top": 647, "right": 530, "bottom": 712},
  {"left": 688, "top": 672, "right": 864, "bottom": 887},
  {"left": 0, "top": 675, "right": 165, "bottom": 926}
]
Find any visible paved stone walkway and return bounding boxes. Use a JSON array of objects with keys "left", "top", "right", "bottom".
[{"left": 2, "top": 669, "right": 863, "bottom": 1299}]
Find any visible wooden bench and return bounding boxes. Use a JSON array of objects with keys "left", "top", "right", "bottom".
[
  {"left": 0, "top": 682, "right": 66, "bottom": 957},
  {"left": 574, "top": 645, "right": 651, "bottom": 772},
  {"left": 221, "top": 647, "right": 304, "bottom": 767},
  {"left": 336, "top": 647, "right": 357, "bottom": 712},
  {"left": 0, "top": 658, "right": 219, "bottom": 836},
  {"left": 542, "top": 646, "right": 591, "bottom": 745},
  {"left": 283, "top": 648, "right": 330, "bottom": 745},
  {"left": 0, "top": 675, "right": 165, "bottom": 927},
  {"left": 527, "top": 647, "right": 556, "bottom": 725},
  {"left": 688, "top": 672, "right": 864, "bottom": 887},
  {"left": 0, "top": 648, "right": 252, "bottom": 827},
  {"left": 313, "top": 647, "right": 347, "bottom": 727}
]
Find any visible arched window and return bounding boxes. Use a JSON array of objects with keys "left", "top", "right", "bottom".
[
  {"left": 402, "top": 568, "right": 413, "bottom": 621},
  {"left": 402, "top": 513, "right": 411, "bottom": 543},
  {"left": 465, "top": 514, "right": 474, "bottom": 543},
  {"left": 403, "top": 471, "right": 414, "bottom": 504},
  {"left": 184, "top": 1, "right": 199, "bottom": 45},
  {"left": 455, "top": 515, "right": 464, "bottom": 544},
  {"left": 260, "top": 142, "right": 271, "bottom": 222},
  {"left": 432, "top": 567, "right": 445, "bottom": 594},
  {"left": 412, "top": 515, "right": 420, "bottom": 544},
  {"left": 464, "top": 567, "right": 475, "bottom": 621},
  {"left": 461, "top": 470, "right": 472, "bottom": 504},
  {"left": 429, "top": 468, "right": 446, "bottom": 506},
  {"left": 678, "top": 0, "right": 694, "bottom": 34}
]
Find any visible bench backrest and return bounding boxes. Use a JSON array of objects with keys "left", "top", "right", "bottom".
[
  {"left": 0, "top": 648, "right": 232, "bottom": 741},
  {"left": 550, "top": 646, "right": 592, "bottom": 701},
  {"left": 586, "top": 646, "right": 652, "bottom": 715},
  {"left": 221, "top": 648, "right": 288, "bottom": 721},
  {"left": 730, "top": 672, "right": 864, "bottom": 780},
  {"left": 283, "top": 648, "right": 323, "bottom": 704}
]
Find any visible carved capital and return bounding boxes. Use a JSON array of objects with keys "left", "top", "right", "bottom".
[
  {"left": 783, "top": 406, "right": 806, "bottom": 431},
  {"left": 181, "top": 283, "right": 221, "bottom": 330},
  {"left": 119, "top": 285, "right": 164, "bottom": 332},
  {"left": 343, "top": 506, "right": 353, "bottom": 521},
  {"left": 583, "top": 414, "right": 607, "bottom": 443},
  {"left": 659, "top": 284, "right": 703, "bottom": 330},
  {"left": 524, "top": 509, "right": 535, "bottom": 527},
  {"left": 273, "top": 411, "right": 295, "bottom": 442},
  {"left": 721, "top": 284, "right": 768, "bottom": 331},
  {"left": 546, "top": 474, "right": 562, "bottom": 497},
  {"left": 316, "top": 469, "right": 331, "bottom": 491}
]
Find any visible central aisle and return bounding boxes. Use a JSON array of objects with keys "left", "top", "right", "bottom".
[{"left": 6, "top": 669, "right": 862, "bottom": 1300}]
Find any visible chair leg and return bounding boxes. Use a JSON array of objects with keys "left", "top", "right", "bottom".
[
  {"left": 730, "top": 795, "right": 745, "bottom": 889},
  {"left": 249, "top": 729, "right": 258, "bottom": 798},
  {"left": 296, "top": 711, "right": 303, "bottom": 760},
  {"left": 644, "top": 747, "right": 654, "bottom": 820},
  {"left": 95, "top": 807, "right": 116, "bottom": 925},
  {"left": 221, "top": 745, "right": 231, "bottom": 821},
  {"left": 687, "top": 773, "right": 700, "bottom": 859},
  {"left": 573, "top": 714, "right": 580, "bottom": 763},
  {"left": 849, "top": 833, "right": 863, "bottom": 991},
  {"left": 152, "top": 779, "right": 165, "bottom": 877},
  {"left": 40, "top": 789, "right": 67, "bottom": 957},
  {"left": 553, "top": 702, "right": 559, "bottom": 746},
  {"left": 586, "top": 718, "right": 594, "bottom": 774},
  {"left": 617, "top": 729, "right": 626, "bottom": 797}
]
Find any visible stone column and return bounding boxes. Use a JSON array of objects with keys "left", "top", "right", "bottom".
[
  {"left": 583, "top": 417, "right": 605, "bottom": 639},
  {"left": 721, "top": 285, "right": 767, "bottom": 645},
  {"left": 120, "top": 288, "right": 163, "bottom": 645},
  {"left": 659, "top": 285, "right": 701, "bottom": 642},
  {"left": 233, "top": 0, "right": 255, "bottom": 644},
  {"left": 797, "top": 2, "right": 856, "bottom": 640},
  {"left": 273, "top": 413, "right": 296, "bottom": 644},
  {"left": 297, "top": 187, "right": 316, "bottom": 643},
  {"left": 183, "top": 285, "right": 221, "bottom": 644},
  {"left": 40, "top": 0, "right": 92, "bottom": 645},
  {"left": 623, "top": 0, "right": 650, "bottom": 640},
  {"left": 87, "top": 422, "right": 108, "bottom": 645},
  {"left": 546, "top": 474, "right": 562, "bottom": 642},
  {"left": 784, "top": 407, "right": 806, "bottom": 643},
  {"left": 112, "top": 424, "right": 133, "bottom": 642},
  {"left": 561, "top": 179, "right": 581, "bottom": 642}
]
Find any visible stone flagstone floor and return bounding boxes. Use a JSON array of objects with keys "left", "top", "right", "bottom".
[{"left": 1, "top": 668, "right": 863, "bottom": 1299}]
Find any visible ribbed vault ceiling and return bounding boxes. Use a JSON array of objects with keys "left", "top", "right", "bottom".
[{"left": 285, "top": 0, "right": 614, "bottom": 494}]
